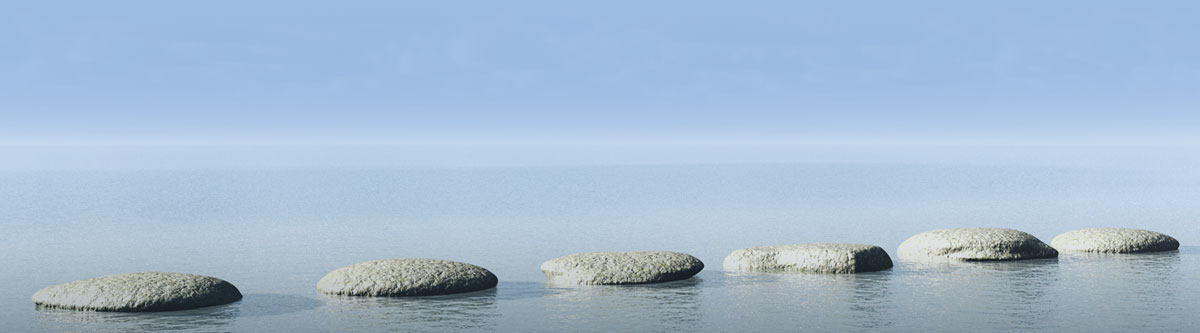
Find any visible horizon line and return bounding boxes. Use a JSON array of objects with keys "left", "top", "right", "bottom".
[{"left": 2, "top": 139, "right": 1200, "bottom": 147}]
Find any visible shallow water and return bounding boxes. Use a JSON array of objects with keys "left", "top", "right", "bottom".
[{"left": 2, "top": 162, "right": 1198, "bottom": 332}]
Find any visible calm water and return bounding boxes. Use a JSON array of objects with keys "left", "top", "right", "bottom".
[{"left": 2, "top": 160, "right": 1198, "bottom": 332}]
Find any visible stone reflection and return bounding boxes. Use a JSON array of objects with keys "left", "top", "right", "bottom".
[
  {"left": 1055, "top": 250, "right": 1182, "bottom": 330},
  {"left": 973, "top": 259, "right": 1060, "bottom": 331},
  {"left": 541, "top": 277, "right": 703, "bottom": 332},
  {"left": 319, "top": 289, "right": 498, "bottom": 332},
  {"left": 722, "top": 270, "right": 894, "bottom": 331},
  {"left": 34, "top": 301, "right": 239, "bottom": 332},
  {"left": 233, "top": 293, "right": 323, "bottom": 318},
  {"left": 898, "top": 257, "right": 1059, "bottom": 331},
  {"left": 844, "top": 272, "right": 894, "bottom": 330}
]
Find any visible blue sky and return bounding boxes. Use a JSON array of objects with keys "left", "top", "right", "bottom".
[{"left": 2, "top": 1, "right": 1199, "bottom": 144}]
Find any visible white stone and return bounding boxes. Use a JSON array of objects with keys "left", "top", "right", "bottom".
[
  {"left": 317, "top": 259, "right": 498, "bottom": 296},
  {"left": 723, "top": 243, "right": 893, "bottom": 273},
  {"left": 897, "top": 228, "right": 1058, "bottom": 261},
  {"left": 33, "top": 272, "right": 242, "bottom": 312},
  {"left": 541, "top": 251, "right": 704, "bottom": 285},
  {"left": 1051, "top": 228, "right": 1179, "bottom": 253}
]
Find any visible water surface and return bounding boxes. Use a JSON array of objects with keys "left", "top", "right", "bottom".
[{"left": 2, "top": 159, "right": 1197, "bottom": 332}]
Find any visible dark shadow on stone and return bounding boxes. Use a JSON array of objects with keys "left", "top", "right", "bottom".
[
  {"left": 543, "top": 275, "right": 703, "bottom": 289},
  {"left": 1177, "top": 246, "right": 1199, "bottom": 255}
]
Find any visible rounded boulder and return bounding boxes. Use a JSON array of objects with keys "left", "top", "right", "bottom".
[
  {"left": 32, "top": 272, "right": 242, "bottom": 312},
  {"left": 1051, "top": 228, "right": 1179, "bottom": 253},
  {"left": 723, "top": 243, "right": 893, "bottom": 273},
  {"left": 897, "top": 228, "right": 1058, "bottom": 261},
  {"left": 317, "top": 259, "right": 498, "bottom": 297},
  {"left": 541, "top": 251, "right": 704, "bottom": 285}
]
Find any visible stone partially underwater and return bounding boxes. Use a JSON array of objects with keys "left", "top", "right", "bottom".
[
  {"left": 897, "top": 228, "right": 1058, "bottom": 261},
  {"left": 317, "top": 259, "right": 498, "bottom": 296},
  {"left": 32, "top": 272, "right": 242, "bottom": 312},
  {"left": 723, "top": 243, "right": 893, "bottom": 273},
  {"left": 1051, "top": 228, "right": 1179, "bottom": 253},
  {"left": 541, "top": 251, "right": 704, "bottom": 285}
]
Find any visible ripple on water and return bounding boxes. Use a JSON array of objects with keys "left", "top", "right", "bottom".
[
  {"left": 33, "top": 293, "right": 321, "bottom": 332},
  {"left": 717, "top": 270, "right": 894, "bottom": 332},
  {"left": 317, "top": 288, "right": 499, "bottom": 332},
  {"left": 1053, "top": 251, "right": 1184, "bottom": 331},
  {"left": 34, "top": 301, "right": 239, "bottom": 332},
  {"left": 540, "top": 278, "right": 704, "bottom": 332}
]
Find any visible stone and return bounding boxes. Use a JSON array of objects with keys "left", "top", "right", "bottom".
[
  {"left": 32, "top": 272, "right": 242, "bottom": 312},
  {"left": 540, "top": 251, "right": 704, "bottom": 285},
  {"left": 723, "top": 243, "right": 893, "bottom": 273},
  {"left": 897, "top": 228, "right": 1058, "bottom": 261},
  {"left": 1051, "top": 228, "right": 1179, "bottom": 253},
  {"left": 317, "top": 259, "right": 497, "bottom": 296}
]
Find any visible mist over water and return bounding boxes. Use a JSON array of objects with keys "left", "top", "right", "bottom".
[
  {"left": 5, "top": 143, "right": 1200, "bottom": 170},
  {"left": 2, "top": 144, "right": 1198, "bottom": 331}
]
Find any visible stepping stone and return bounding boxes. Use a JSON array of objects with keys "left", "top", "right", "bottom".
[
  {"left": 1051, "top": 228, "right": 1179, "bottom": 253},
  {"left": 32, "top": 272, "right": 242, "bottom": 312},
  {"left": 541, "top": 251, "right": 704, "bottom": 285},
  {"left": 723, "top": 243, "right": 893, "bottom": 273},
  {"left": 897, "top": 228, "right": 1058, "bottom": 261},
  {"left": 317, "top": 259, "right": 497, "bottom": 296}
]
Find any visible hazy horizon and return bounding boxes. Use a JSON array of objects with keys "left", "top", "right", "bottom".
[{"left": 4, "top": 142, "right": 1198, "bottom": 171}]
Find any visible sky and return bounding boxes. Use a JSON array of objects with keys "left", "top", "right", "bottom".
[{"left": 2, "top": 1, "right": 1199, "bottom": 145}]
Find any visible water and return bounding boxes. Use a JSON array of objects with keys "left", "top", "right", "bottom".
[{"left": 2, "top": 150, "right": 1199, "bottom": 332}]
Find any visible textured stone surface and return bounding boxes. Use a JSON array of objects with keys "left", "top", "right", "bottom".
[
  {"left": 723, "top": 243, "right": 893, "bottom": 273},
  {"left": 317, "top": 259, "right": 497, "bottom": 296},
  {"left": 897, "top": 228, "right": 1059, "bottom": 261},
  {"left": 1051, "top": 228, "right": 1179, "bottom": 253},
  {"left": 32, "top": 272, "right": 242, "bottom": 312},
  {"left": 541, "top": 251, "right": 704, "bottom": 285}
]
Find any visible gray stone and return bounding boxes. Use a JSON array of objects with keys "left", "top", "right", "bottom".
[
  {"left": 32, "top": 272, "right": 242, "bottom": 312},
  {"left": 897, "top": 228, "right": 1058, "bottom": 261},
  {"left": 541, "top": 251, "right": 704, "bottom": 285},
  {"left": 317, "top": 259, "right": 497, "bottom": 296},
  {"left": 723, "top": 243, "right": 893, "bottom": 273},
  {"left": 1051, "top": 228, "right": 1179, "bottom": 253}
]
